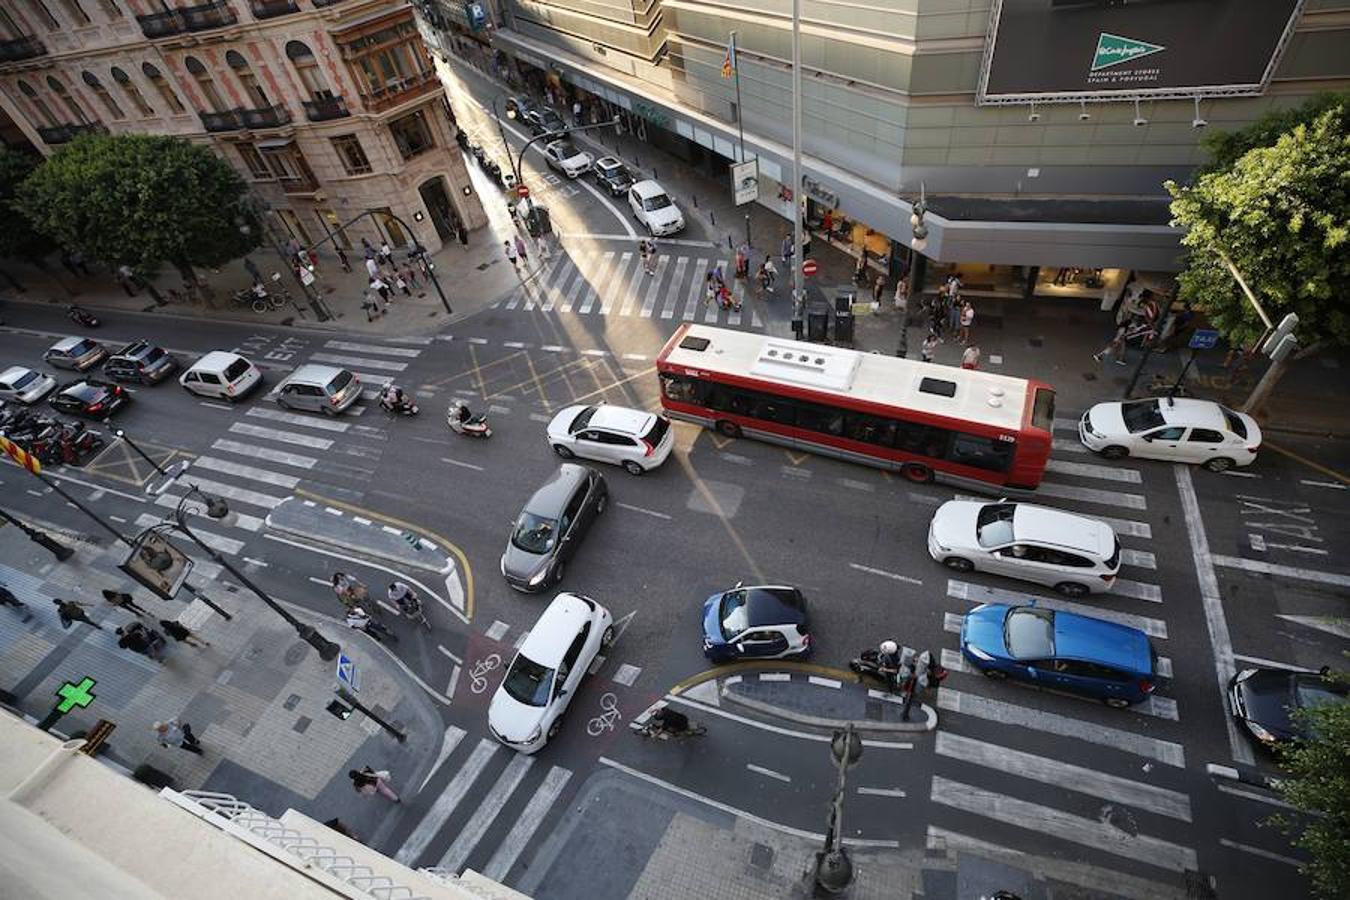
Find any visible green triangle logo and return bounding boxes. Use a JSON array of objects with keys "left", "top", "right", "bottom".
[{"left": 1091, "top": 33, "right": 1165, "bottom": 71}]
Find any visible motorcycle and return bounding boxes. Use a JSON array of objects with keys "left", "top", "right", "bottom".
[
  {"left": 447, "top": 399, "right": 492, "bottom": 438},
  {"left": 379, "top": 385, "right": 419, "bottom": 417},
  {"left": 850, "top": 647, "right": 947, "bottom": 693},
  {"left": 67, "top": 304, "right": 100, "bottom": 327},
  {"left": 635, "top": 707, "right": 706, "bottom": 740}
]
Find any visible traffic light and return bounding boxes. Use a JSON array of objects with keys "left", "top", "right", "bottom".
[
  {"left": 1261, "top": 312, "right": 1299, "bottom": 362},
  {"left": 119, "top": 530, "right": 193, "bottom": 601}
]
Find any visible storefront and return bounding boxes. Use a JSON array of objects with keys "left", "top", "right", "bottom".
[{"left": 917, "top": 262, "right": 1132, "bottom": 302}]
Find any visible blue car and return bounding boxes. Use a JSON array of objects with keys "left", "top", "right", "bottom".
[
  {"left": 960, "top": 603, "right": 1157, "bottom": 708},
  {"left": 702, "top": 585, "right": 811, "bottom": 662}
]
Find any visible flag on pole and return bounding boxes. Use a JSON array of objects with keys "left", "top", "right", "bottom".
[{"left": 721, "top": 34, "right": 736, "bottom": 79}]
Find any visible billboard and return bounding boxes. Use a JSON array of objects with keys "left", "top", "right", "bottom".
[{"left": 977, "top": 0, "right": 1304, "bottom": 104}]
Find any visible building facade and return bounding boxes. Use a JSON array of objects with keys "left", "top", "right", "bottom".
[
  {"left": 0, "top": 0, "right": 487, "bottom": 259},
  {"left": 431, "top": 0, "right": 1348, "bottom": 297}
]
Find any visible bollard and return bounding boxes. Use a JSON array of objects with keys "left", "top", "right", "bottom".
[
  {"left": 710, "top": 210, "right": 716, "bottom": 226},
  {"left": 653, "top": 168, "right": 658, "bottom": 180},
  {"left": 691, "top": 194, "right": 698, "bottom": 208},
  {"left": 727, "top": 235, "right": 734, "bottom": 250}
]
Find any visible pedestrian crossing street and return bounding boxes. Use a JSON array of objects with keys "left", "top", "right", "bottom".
[
  {"left": 496, "top": 248, "right": 769, "bottom": 328},
  {"left": 921, "top": 414, "right": 1201, "bottom": 897}
]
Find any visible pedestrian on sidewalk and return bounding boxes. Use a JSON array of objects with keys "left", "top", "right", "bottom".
[
  {"left": 572, "top": 100, "right": 582, "bottom": 125},
  {"left": 349, "top": 767, "right": 400, "bottom": 803},
  {"left": 780, "top": 232, "right": 794, "bottom": 265},
  {"left": 336, "top": 247, "right": 351, "bottom": 273},
  {"left": 514, "top": 235, "right": 529, "bottom": 268},
  {"left": 394, "top": 273, "right": 411, "bottom": 297},
  {"left": 958, "top": 300, "right": 974, "bottom": 345},
  {"left": 54, "top": 598, "right": 102, "bottom": 630},
  {"left": 457, "top": 224, "right": 469, "bottom": 247},
  {"left": 159, "top": 618, "right": 211, "bottom": 649},
  {"left": 331, "top": 572, "right": 369, "bottom": 612},
  {"left": 115, "top": 264, "right": 138, "bottom": 297},
  {"left": 1, "top": 583, "right": 28, "bottom": 613},
  {"left": 401, "top": 264, "right": 420, "bottom": 289},
  {"left": 757, "top": 257, "right": 777, "bottom": 292},
  {"left": 872, "top": 274, "right": 886, "bottom": 309},
  {"left": 504, "top": 240, "right": 519, "bottom": 274},
  {"left": 948, "top": 292, "right": 963, "bottom": 335},
  {"left": 362, "top": 287, "right": 384, "bottom": 321},
  {"left": 894, "top": 278, "right": 909, "bottom": 317},
  {"left": 153, "top": 718, "right": 203, "bottom": 755},
  {"left": 362, "top": 238, "right": 375, "bottom": 260},
  {"left": 734, "top": 244, "right": 747, "bottom": 279},
  {"left": 1093, "top": 324, "right": 1129, "bottom": 366},
  {"left": 115, "top": 623, "right": 160, "bottom": 661},
  {"left": 101, "top": 588, "right": 151, "bottom": 619},
  {"left": 920, "top": 331, "right": 940, "bottom": 364},
  {"left": 961, "top": 345, "right": 981, "bottom": 370},
  {"left": 379, "top": 241, "right": 394, "bottom": 269},
  {"left": 243, "top": 257, "right": 262, "bottom": 284},
  {"left": 371, "top": 276, "right": 391, "bottom": 304},
  {"left": 365, "top": 256, "right": 380, "bottom": 280}
]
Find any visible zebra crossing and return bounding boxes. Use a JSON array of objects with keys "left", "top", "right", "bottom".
[
  {"left": 498, "top": 249, "right": 767, "bottom": 328},
  {"left": 925, "top": 413, "right": 1199, "bottom": 895}
]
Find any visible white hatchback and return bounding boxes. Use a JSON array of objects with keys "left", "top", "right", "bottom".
[
  {"left": 543, "top": 140, "right": 592, "bottom": 178},
  {"left": 1079, "top": 398, "right": 1261, "bottom": 472},
  {"left": 488, "top": 592, "right": 614, "bottom": 754},
  {"left": 0, "top": 366, "right": 57, "bottom": 404},
  {"left": 628, "top": 180, "right": 685, "bottom": 236},
  {"left": 547, "top": 404, "right": 674, "bottom": 475},
  {"left": 927, "top": 500, "right": 1121, "bottom": 597}
]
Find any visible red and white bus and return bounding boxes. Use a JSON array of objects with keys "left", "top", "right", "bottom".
[{"left": 656, "top": 324, "right": 1056, "bottom": 492}]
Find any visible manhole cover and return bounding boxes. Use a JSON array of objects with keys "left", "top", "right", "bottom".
[
  {"left": 293, "top": 715, "right": 312, "bottom": 734},
  {"left": 749, "top": 843, "right": 774, "bottom": 869}
]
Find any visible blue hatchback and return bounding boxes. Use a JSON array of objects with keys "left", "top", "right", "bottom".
[{"left": 960, "top": 603, "right": 1157, "bottom": 708}]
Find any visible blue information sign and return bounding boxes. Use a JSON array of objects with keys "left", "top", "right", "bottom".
[
  {"left": 336, "top": 653, "right": 360, "bottom": 693},
  {"left": 1189, "top": 329, "right": 1220, "bottom": 350},
  {"left": 465, "top": 1, "right": 487, "bottom": 30}
]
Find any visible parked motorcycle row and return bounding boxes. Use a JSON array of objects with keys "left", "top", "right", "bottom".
[{"left": 0, "top": 400, "right": 105, "bottom": 466}]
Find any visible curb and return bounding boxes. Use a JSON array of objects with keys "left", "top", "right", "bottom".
[
  {"left": 263, "top": 510, "right": 450, "bottom": 577},
  {"left": 718, "top": 676, "right": 939, "bottom": 733}
]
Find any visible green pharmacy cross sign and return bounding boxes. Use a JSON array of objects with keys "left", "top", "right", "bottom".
[
  {"left": 56, "top": 676, "right": 97, "bottom": 713},
  {"left": 1091, "top": 33, "right": 1165, "bottom": 72}
]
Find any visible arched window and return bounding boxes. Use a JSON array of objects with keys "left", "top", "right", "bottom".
[
  {"left": 184, "top": 55, "right": 228, "bottom": 113},
  {"left": 285, "top": 40, "right": 331, "bottom": 100},
  {"left": 18, "top": 79, "right": 59, "bottom": 127},
  {"left": 82, "top": 70, "right": 125, "bottom": 120},
  {"left": 46, "top": 74, "right": 90, "bottom": 124},
  {"left": 226, "top": 49, "right": 269, "bottom": 108},
  {"left": 141, "top": 62, "right": 185, "bottom": 114},
  {"left": 111, "top": 66, "right": 154, "bottom": 117}
]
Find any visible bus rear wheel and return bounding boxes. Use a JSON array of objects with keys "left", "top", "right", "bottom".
[
  {"left": 715, "top": 420, "right": 741, "bottom": 438},
  {"left": 901, "top": 463, "right": 933, "bottom": 484}
]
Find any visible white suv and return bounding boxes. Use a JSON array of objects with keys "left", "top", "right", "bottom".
[
  {"left": 628, "top": 180, "right": 684, "bottom": 236},
  {"left": 488, "top": 592, "right": 614, "bottom": 754},
  {"left": 543, "top": 140, "right": 592, "bottom": 178},
  {"left": 927, "top": 500, "right": 1121, "bottom": 596},
  {"left": 547, "top": 404, "right": 674, "bottom": 475}
]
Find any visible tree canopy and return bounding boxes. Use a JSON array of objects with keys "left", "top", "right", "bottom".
[
  {"left": 17, "top": 133, "right": 260, "bottom": 278},
  {"left": 0, "top": 145, "right": 60, "bottom": 262},
  {"left": 1166, "top": 96, "right": 1349, "bottom": 350}
]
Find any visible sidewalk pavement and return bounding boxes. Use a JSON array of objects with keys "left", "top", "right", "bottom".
[{"left": 0, "top": 515, "right": 443, "bottom": 844}]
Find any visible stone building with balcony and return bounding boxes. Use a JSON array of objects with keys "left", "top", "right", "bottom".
[{"left": 0, "top": 0, "right": 486, "bottom": 259}]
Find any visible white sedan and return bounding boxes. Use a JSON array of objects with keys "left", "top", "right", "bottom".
[
  {"left": 543, "top": 140, "right": 592, "bottom": 178},
  {"left": 488, "top": 592, "right": 614, "bottom": 754},
  {"left": 547, "top": 403, "right": 674, "bottom": 475},
  {"left": 628, "top": 180, "right": 685, "bottom": 236},
  {"left": 0, "top": 366, "right": 58, "bottom": 404},
  {"left": 1079, "top": 398, "right": 1261, "bottom": 471}
]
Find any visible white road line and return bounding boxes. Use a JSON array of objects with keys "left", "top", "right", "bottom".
[
  {"left": 943, "top": 612, "right": 964, "bottom": 634},
  {"left": 1120, "top": 548, "right": 1156, "bottom": 570},
  {"left": 228, "top": 422, "right": 334, "bottom": 450},
  {"left": 191, "top": 455, "right": 300, "bottom": 489},
  {"left": 599, "top": 757, "right": 899, "bottom": 847},
  {"left": 307, "top": 352, "right": 408, "bottom": 372},
  {"left": 468, "top": 337, "right": 489, "bottom": 345},
  {"left": 601, "top": 253, "right": 633, "bottom": 315},
  {"left": 574, "top": 251, "right": 608, "bottom": 314},
  {"left": 1300, "top": 479, "right": 1346, "bottom": 490},
  {"left": 746, "top": 763, "right": 791, "bottom": 783},
  {"left": 165, "top": 475, "right": 286, "bottom": 511},
  {"left": 441, "top": 457, "right": 485, "bottom": 472},
  {"left": 661, "top": 256, "right": 688, "bottom": 318},
  {"left": 669, "top": 694, "right": 911, "bottom": 750},
  {"left": 1051, "top": 439, "right": 1090, "bottom": 455},
  {"left": 437, "top": 645, "right": 463, "bottom": 664},
  {"left": 948, "top": 579, "right": 1167, "bottom": 639},
  {"left": 211, "top": 439, "right": 317, "bottom": 469},
  {"left": 838, "top": 478, "right": 875, "bottom": 493},
  {"left": 502, "top": 341, "right": 527, "bottom": 348},
  {"left": 849, "top": 563, "right": 922, "bottom": 586},
  {"left": 1037, "top": 481, "right": 1147, "bottom": 510},
  {"left": 581, "top": 349, "right": 608, "bottom": 357},
  {"left": 540, "top": 344, "right": 566, "bottom": 352},
  {"left": 394, "top": 739, "right": 498, "bottom": 865},
  {"left": 1212, "top": 554, "right": 1350, "bottom": 589},
  {"left": 323, "top": 340, "right": 422, "bottom": 358},
  {"left": 108, "top": 515, "right": 127, "bottom": 523},
  {"left": 1044, "top": 459, "right": 1142, "bottom": 483},
  {"left": 1215, "top": 783, "right": 1298, "bottom": 810},
  {"left": 1218, "top": 838, "right": 1303, "bottom": 867},
  {"left": 636, "top": 255, "right": 669, "bottom": 317},
  {"left": 930, "top": 776, "right": 1197, "bottom": 872},
  {"left": 1090, "top": 513, "right": 1152, "bottom": 540},
  {"left": 482, "top": 765, "right": 573, "bottom": 881},
  {"left": 683, "top": 257, "right": 709, "bottom": 321},
  {"left": 133, "top": 513, "right": 244, "bottom": 556},
  {"left": 1112, "top": 578, "right": 1163, "bottom": 603},
  {"left": 485, "top": 620, "right": 509, "bottom": 641},
  {"left": 616, "top": 502, "right": 671, "bottom": 520},
  {"left": 347, "top": 371, "right": 392, "bottom": 388},
  {"left": 937, "top": 689, "right": 1185, "bottom": 767},
  {"left": 808, "top": 676, "right": 842, "bottom": 689},
  {"left": 622, "top": 353, "right": 649, "bottom": 361},
  {"left": 446, "top": 664, "right": 461, "bottom": 699},
  {"left": 242, "top": 557, "right": 268, "bottom": 567},
  {"left": 438, "top": 753, "right": 535, "bottom": 872},
  {"left": 1232, "top": 654, "right": 1315, "bottom": 672},
  {"left": 935, "top": 732, "right": 1191, "bottom": 821},
  {"left": 758, "top": 673, "right": 790, "bottom": 682},
  {"left": 856, "top": 787, "right": 906, "bottom": 798},
  {"left": 245, "top": 407, "right": 350, "bottom": 432}
]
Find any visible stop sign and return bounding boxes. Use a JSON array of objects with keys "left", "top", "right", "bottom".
[
  {"left": 516, "top": 184, "right": 530, "bottom": 198},
  {"left": 802, "top": 258, "right": 818, "bottom": 277}
]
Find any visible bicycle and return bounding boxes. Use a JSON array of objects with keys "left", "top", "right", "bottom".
[
  {"left": 469, "top": 654, "right": 502, "bottom": 694},
  {"left": 390, "top": 585, "right": 432, "bottom": 632},
  {"left": 586, "top": 692, "right": 623, "bottom": 736}
]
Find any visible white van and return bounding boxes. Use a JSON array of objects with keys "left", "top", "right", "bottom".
[{"left": 179, "top": 351, "right": 262, "bottom": 402}]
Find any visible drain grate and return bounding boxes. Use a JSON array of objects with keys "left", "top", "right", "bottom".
[{"left": 749, "top": 843, "right": 774, "bottom": 870}]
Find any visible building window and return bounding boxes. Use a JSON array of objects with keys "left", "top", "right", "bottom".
[
  {"left": 339, "top": 18, "right": 430, "bottom": 98},
  {"left": 141, "top": 62, "right": 185, "bottom": 114},
  {"left": 57, "top": 0, "right": 92, "bottom": 25},
  {"left": 235, "top": 142, "right": 272, "bottom": 179},
  {"left": 286, "top": 40, "right": 332, "bottom": 100},
  {"left": 110, "top": 67, "right": 154, "bottom": 117},
  {"left": 331, "top": 134, "right": 372, "bottom": 175},
  {"left": 82, "top": 71, "right": 125, "bottom": 120},
  {"left": 46, "top": 75, "right": 90, "bottom": 124},
  {"left": 184, "top": 55, "right": 229, "bottom": 113},
  {"left": 226, "top": 49, "right": 270, "bottom": 109},
  {"left": 17, "top": 79, "right": 58, "bottom": 127},
  {"left": 388, "top": 110, "right": 433, "bottom": 160},
  {"left": 96, "top": 0, "right": 120, "bottom": 18},
  {"left": 27, "top": 1, "right": 61, "bottom": 29}
]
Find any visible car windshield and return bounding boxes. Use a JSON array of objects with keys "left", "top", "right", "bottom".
[
  {"left": 69, "top": 340, "right": 96, "bottom": 356},
  {"left": 11, "top": 371, "right": 38, "bottom": 389},
  {"left": 975, "top": 503, "right": 1017, "bottom": 548},
  {"left": 223, "top": 358, "right": 251, "bottom": 381},
  {"left": 1222, "top": 407, "right": 1248, "bottom": 439},
  {"left": 502, "top": 654, "right": 554, "bottom": 707},
  {"left": 68, "top": 383, "right": 104, "bottom": 401},
  {"left": 643, "top": 194, "right": 672, "bottom": 211},
  {"left": 554, "top": 142, "right": 579, "bottom": 157},
  {"left": 718, "top": 590, "right": 749, "bottom": 639},
  {"left": 1004, "top": 607, "right": 1055, "bottom": 659},
  {"left": 512, "top": 513, "right": 558, "bottom": 554},
  {"left": 325, "top": 370, "right": 354, "bottom": 394},
  {"left": 1120, "top": 400, "right": 1165, "bottom": 433},
  {"left": 568, "top": 406, "right": 596, "bottom": 434},
  {"left": 141, "top": 346, "right": 166, "bottom": 365},
  {"left": 1295, "top": 677, "right": 1346, "bottom": 711}
]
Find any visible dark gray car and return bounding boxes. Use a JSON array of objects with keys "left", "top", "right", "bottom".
[{"left": 501, "top": 463, "right": 607, "bottom": 592}]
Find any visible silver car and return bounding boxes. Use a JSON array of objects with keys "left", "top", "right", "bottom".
[
  {"left": 501, "top": 464, "right": 608, "bottom": 592},
  {"left": 275, "top": 364, "right": 361, "bottom": 416},
  {"left": 44, "top": 336, "right": 107, "bottom": 371},
  {"left": 0, "top": 366, "right": 58, "bottom": 404}
]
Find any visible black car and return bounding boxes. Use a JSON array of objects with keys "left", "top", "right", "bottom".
[
  {"left": 49, "top": 378, "right": 129, "bottom": 419},
  {"left": 528, "top": 108, "right": 567, "bottom": 136},
  {"left": 501, "top": 463, "right": 607, "bottom": 592},
  {"left": 592, "top": 156, "right": 634, "bottom": 195},
  {"left": 1229, "top": 665, "right": 1347, "bottom": 748},
  {"left": 104, "top": 339, "right": 178, "bottom": 385}
]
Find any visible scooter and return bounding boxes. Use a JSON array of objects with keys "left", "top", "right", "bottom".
[
  {"left": 67, "top": 305, "right": 100, "bottom": 327},
  {"left": 850, "top": 648, "right": 896, "bottom": 686},
  {"left": 379, "top": 385, "right": 419, "bottom": 417},
  {"left": 447, "top": 400, "right": 492, "bottom": 438}
]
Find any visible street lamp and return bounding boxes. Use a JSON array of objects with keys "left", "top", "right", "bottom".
[
  {"left": 168, "top": 485, "right": 340, "bottom": 662},
  {"left": 0, "top": 506, "right": 74, "bottom": 562}
]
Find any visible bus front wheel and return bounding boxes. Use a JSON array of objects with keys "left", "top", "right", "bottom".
[
  {"left": 715, "top": 420, "right": 741, "bottom": 438},
  {"left": 901, "top": 463, "right": 933, "bottom": 484}
]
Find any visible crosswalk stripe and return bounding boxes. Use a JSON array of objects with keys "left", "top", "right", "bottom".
[
  {"left": 153, "top": 493, "right": 264, "bottom": 531},
  {"left": 637, "top": 255, "right": 669, "bottom": 317},
  {"left": 307, "top": 352, "right": 407, "bottom": 373},
  {"left": 1044, "top": 459, "right": 1141, "bottom": 483},
  {"left": 191, "top": 455, "right": 300, "bottom": 489},
  {"left": 937, "top": 689, "right": 1185, "bottom": 766},
  {"left": 228, "top": 422, "right": 333, "bottom": 450},
  {"left": 601, "top": 253, "right": 633, "bottom": 315},
  {"left": 134, "top": 513, "right": 244, "bottom": 556},
  {"left": 1112, "top": 578, "right": 1162, "bottom": 603},
  {"left": 394, "top": 738, "right": 498, "bottom": 865},
  {"left": 1052, "top": 439, "right": 1090, "bottom": 455},
  {"left": 751, "top": 306, "right": 763, "bottom": 328},
  {"left": 661, "top": 256, "right": 688, "bottom": 319},
  {"left": 1052, "top": 416, "right": 1083, "bottom": 432},
  {"left": 1089, "top": 513, "right": 1152, "bottom": 540},
  {"left": 703, "top": 259, "right": 729, "bottom": 323},
  {"left": 577, "top": 252, "right": 609, "bottom": 314},
  {"left": 503, "top": 290, "right": 522, "bottom": 311},
  {"left": 683, "top": 257, "right": 708, "bottom": 321},
  {"left": 438, "top": 752, "right": 535, "bottom": 872},
  {"left": 1038, "top": 481, "right": 1146, "bottom": 510},
  {"left": 728, "top": 280, "right": 744, "bottom": 326},
  {"left": 539, "top": 256, "right": 568, "bottom": 312},
  {"left": 934, "top": 732, "right": 1191, "bottom": 820},
  {"left": 164, "top": 475, "right": 287, "bottom": 511},
  {"left": 481, "top": 765, "right": 572, "bottom": 881},
  {"left": 929, "top": 776, "right": 1197, "bottom": 872},
  {"left": 211, "top": 439, "right": 318, "bottom": 469},
  {"left": 1120, "top": 548, "right": 1155, "bottom": 569},
  {"left": 347, "top": 371, "right": 392, "bottom": 388},
  {"left": 559, "top": 253, "right": 589, "bottom": 313},
  {"left": 246, "top": 407, "right": 350, "bottom": 433},
  {"left": 322, "top": 340, "right": 421, "bottom": 358},
  {"left": 948, "top": 579, "right": 1168, "bottom": 639},
  {"left": 616, "top": 253, "right": 646, "bottom": 316}
]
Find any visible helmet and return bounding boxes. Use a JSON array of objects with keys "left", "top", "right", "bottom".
[{"left": 880, "top": 640, "right": 898, "bottom": 656}]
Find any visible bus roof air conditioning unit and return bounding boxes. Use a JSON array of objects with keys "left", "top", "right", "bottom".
[{"left": 751, "top": 340, "right": 860, "bottom": 392}]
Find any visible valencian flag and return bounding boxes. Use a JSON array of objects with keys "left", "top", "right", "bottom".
[{"left": 721, "top": 34, "right": 736, "bottom": 79}]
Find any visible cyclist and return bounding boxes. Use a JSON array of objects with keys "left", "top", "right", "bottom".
[{"left": 388, "top": 581, "right": 429, "bottom": 629}]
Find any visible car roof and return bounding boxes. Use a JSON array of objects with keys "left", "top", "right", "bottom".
[
  {"left": 547, "top": 139, "right": 580, "bottom": 153},
  {"left": 192, "top": 350, "right": 248, "bottom": 371},
  {"left": 1157, "top": 398, "right": 1229, "bottom": 431},
  {"left": 743, "top": 586, "right": 807, "bottom": 627},
  {"left": 114, "top": 339, "right": 155, "bottom": 358},
  {"left": 590, "top": 405, "right": 653, "bottom": 434},
  {"left": 595, "top": 156, "right": 622, "bottom": 168},
  {"left": 1012, "top": 504, "right": 1113, "bottom": 556},
  {"left": 1052, "top": 610, "right": 1152, "bottom": 673},
  {"left": 518, "top": 593, "right": 593, "bottom": 665},
  {"left": 281, "top": 363, "right": 348, "bottom": 386},
  {"left": 1, "top": 365, "right": 38, "bottom": 380},
  {"left": 62, "top": 379, "right": 110, "bottom": 397},
  {"left": 631, "top": 180, "right": 665, "bottom": 198},
  {"left": 525, "top": 464, "right": 589, "bottom": 515},
  {"left": 51, "top": 337, "right": 86, "bottom": 351}
]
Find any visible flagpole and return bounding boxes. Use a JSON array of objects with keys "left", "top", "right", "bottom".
[{"left": 730, "top": 30, "right": 747, "bottom": 164}]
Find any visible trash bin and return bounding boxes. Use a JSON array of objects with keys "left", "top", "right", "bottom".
[
  {"left": 834, "top": 310, "right": 854, "bottom": 344},
  {"left": 807, "top": 304, "right": 830, "bottom": 342}
]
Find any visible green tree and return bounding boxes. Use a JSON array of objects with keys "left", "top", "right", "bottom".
[
  {"left": 17, "top": 133, "right": 261, "bottom": 283},
  {"left": 1165, "top": 97, "right": 1350, "bottom": 352},
  {"left": 1269, "top": 672, "right": 1350, "bottom": 900},
  {"left": 0, "top": 145, "right": 60, "bottom": 263}
]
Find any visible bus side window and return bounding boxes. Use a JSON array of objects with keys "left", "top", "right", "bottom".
[
  {"left": 897, "top": 422, "right": 952, "bottom": 460},
  {"left": 660, "top": 374, "right": 705, "bottom": 405},
  {"left": 753, "top": 395, "right": 796, "bottom": 426},
  {"left": 843, "top": 413, "right": 895, "bottom": 447},
  {"left": 947, "top": 433, "right": 1014, "bottom": 472},
  {"left": 797, "top": 403, "right": 844, "bottom": 437}
]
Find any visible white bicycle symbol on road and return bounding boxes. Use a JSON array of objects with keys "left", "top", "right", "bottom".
[
  {"left": 586, "top": 692, "right": 622, "bottom": 736},
  {"left": 469, "top": 654, "right": 502, "bottom": 694}
]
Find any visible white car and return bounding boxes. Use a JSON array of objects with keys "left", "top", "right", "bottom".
[
  {"left": 488, "top": 592, "right": 614, "bottom": 754},
  {"left": 0, "top": 366, "right": 58, "bottom": 404},
  {"left": 628, "top": 180, "right": 685, "bottom": 236},
  {"left": 547, "top": 403, "right": 674, "bottom": 475},
  {"left": 927, "top": 500, "right": 1121, "bottom": 596},
  {"left": 1079, "top": 398, "right": 1261, "bottom": 471},
  {"left": 543, "top": 140, "right": 592, "bottom": 178}
]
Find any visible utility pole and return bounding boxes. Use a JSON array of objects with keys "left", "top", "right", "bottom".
[
  {"left": 790, "top": 0, "right": 805, "bottom": 327},
  {"left": 729, "top": 31, "right": 747, "bottom": 165}
]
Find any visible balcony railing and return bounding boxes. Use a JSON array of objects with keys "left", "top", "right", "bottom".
[
  {"left": 199, "top": 109, "right": 243, "bottom": 132},
  {"left": 311, "top": 0, "right": 353, "bottom": 7},
  {"left": 301, "top": 95, "right": 350, "bottom": 122},
  {"left": 240, "top": 103, "right": 292, "bottom": 129},
  {"left": 249, "top": 0, "right": 298, "bottom": 18},
  {"left": 135, "top": 9, "right": 187, "bottom": 38},
  {"left": 357, "top": 70, "right": 440, "bottom": 114},
  {"left": 0, "top": 35, "right": 48, "bottom": 63},
  {"left": 280, "top": 173, "right": 320, "bottom": 196},
  {"left": 37, "top": 123, "right": 108, "bottom": 145},
  {"left": 182, "top": 0, "right": 239, "bottom": 32}
]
